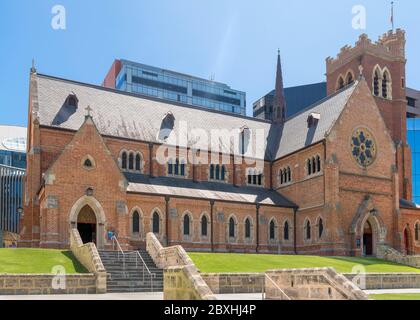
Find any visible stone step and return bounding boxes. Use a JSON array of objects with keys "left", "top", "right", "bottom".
[
  {"left": 105, "top": 266, "right": 163, "bottom": 273},
  {"left": 98, "top": 248, "right": 163, "bottom": 293},
  {"left": 101, "top": 259, "right": 155, "bottom": 266},
  {"left": 107, "top": 288, "right": 163, "bottom": 293},
  {"left": 107, "top": 274, "right": 162, "bottom": 278}
]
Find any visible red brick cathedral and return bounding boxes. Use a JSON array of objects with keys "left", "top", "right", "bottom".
[{"left": 20, "top": 30, "right": 420, "bottom": 257}]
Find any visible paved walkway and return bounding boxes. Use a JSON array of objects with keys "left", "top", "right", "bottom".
[
  {"left": 215, "top": 293, "right": 263, "bottom": 300},
  {"left": 2, "top": 290, "right": 420, "bottom": 300},
  {"left": 364, "top": 289, "right": 420, "bottom": 295},
  {"left": 0, "top": 292, "right": 164, "bottom": 300}
]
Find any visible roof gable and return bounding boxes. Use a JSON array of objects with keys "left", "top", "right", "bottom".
[
  {"left": 274, "top": 82, "right": 357, "bottom": 159},
  {"left": 44, "top": 115, "right": 128, "bottom": 188}
]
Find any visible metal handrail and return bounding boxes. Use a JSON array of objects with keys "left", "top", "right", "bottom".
[
  {"left": 111, "top": 235, "right": 156, "bottom": 292},
  {"left": 126, "top": 251, "right": 156, "bottom": 292},
  {"left": 262, "top": 274, "right": 291, "bottom": 300},
  {"left": 111, "top": 235, "right": 126, "bottom": 270}
]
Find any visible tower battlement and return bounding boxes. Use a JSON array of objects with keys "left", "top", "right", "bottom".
[{"left": 326, "top": 29, "right": 405, "bottom": 74}]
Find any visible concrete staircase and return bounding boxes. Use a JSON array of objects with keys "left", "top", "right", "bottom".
[{"left": 98, "top": 249, "right": 164, "bottom": 293}]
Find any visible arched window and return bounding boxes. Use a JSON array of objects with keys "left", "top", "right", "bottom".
[
  {"left": 180, "top": 160, "right": 185, "bottom": 176},
  {"left": 215, "top": 165, "right": 220, "bottom": 180},
  {"left": 346, "top": 72, "right": 354, "bottom": 85},
  {"left": 152, "top": 211, "right": 160, "bottom": 234},
  {"left": 174, "top": 158, "right": 180, "bottom": 175},
  {"left": 416, "top": 223, "right": 419, "bottom": 241},
  {"left": 337, "top": 76, "right": 345, "bottom": 91},
  {"left": 316, "top": 156, "right": 321, "bottom": 172},
  {"left": 257, "top": 174, "right": 263, "bottom": 186},
  {"left": 279, "top": 167, "right": 292, "bottom": 185},
  {"left": 169, "top": 158, "right": 186, "bottom": 177},
  {"left": 269, "top": 220, "right": 276, "bottom": 240},
  {"left": 132, "top": 211, "right": 140, "bottom": 234},
  {"left": 284, "top": 221, "right": 289, "bottom": 240},
  {"left": 84, "top": 158, "right": 93, "bottom": 168},
  {"left": 210, "top": 164, "right": 215, "bottom": 180},
  {"left": 373, "top": 69, "right": 380, "bottom": 96},
  {"left": 135, "top": 154, "right": 141, "bottom": 171},
  {"left": 122, "top": 152, "right": 127, "bottom": 170},
  {"left": 183, "top": 214, "right": 190, "bottom": 236},
  {"left": 245, "top": 218, "right": 251, "bottom": 239},
  {"left": 382, "top": 71, "right": 389, "bottom": 99},
  {"left": 240, "top": 127, "right": 250, "bottom": 155},
  {"left": 229, "top": 217, "right": 235, "bottom": 238},
  {"left": 307, "top": 159, "right": 312, "bottom": 175},
  {"left": 318, "top": 218, "right": 324, "bottom": 238},
  {"left": 312, "top": 157, "right": 316, "bottom": 173},
  {"left": 168, "top": 159, "right": 173, "bottom": 175},
  {"left": 248, "top": 169, "right": 263, "bottom": 186},
  {"left": 305, "top": 220, "right": 311, "bottom": 240},
  {"left": 129, "top": 153, "right": 134, "bottom": 170},
  {"left": 221, "top": 165, "right": 226, "bottom": 181},
  {"left": 201, "top": 215, "right": 208, "bottom": 236}
]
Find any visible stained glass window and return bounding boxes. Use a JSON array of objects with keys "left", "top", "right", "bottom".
[{"left": 351, "top": 128, "right": 376, "bottom": 167}]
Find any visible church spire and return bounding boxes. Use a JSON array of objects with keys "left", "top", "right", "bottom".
[{"left": 273, "top": 50, "right": 286, "bottom": 123}]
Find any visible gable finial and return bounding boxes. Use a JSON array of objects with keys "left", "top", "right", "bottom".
[
  {"left": 85, "top": 105, "right": 93, "bottom": 119},
  {"left": 358, "top": 64, "right": 365, "bottom": 80},
  {"left": 31, "top": 59, "right": 37, "bottom": 74}
]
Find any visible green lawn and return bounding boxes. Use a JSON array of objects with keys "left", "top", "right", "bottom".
[
  {"left": 0, "top": 248, "right": 87, "bottom": 274},
  {"left": 188, "top": 253, "right": 420, "bottom": 274},
  {"left": 370, "top": 294, "right": 420, "bottom": 300}
]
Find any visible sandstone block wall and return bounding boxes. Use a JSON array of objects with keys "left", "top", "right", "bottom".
[
  {"left": 69, "top": 228, "right": 107, "bottom": 293},
  {"left": 147, "top": 232, "right": 216, "bottom": 300},
  {"left": 0, "top": 274, "right": 96, "bottom": 295},
  {"left": 164, "top": 265, "right": 216, "bottom": 300},
  {"left": 265, "top": 268, "right": 368, "bottom": 300},
  {"left": 201, "top": 273, "right": 264, "bottom": 294}
]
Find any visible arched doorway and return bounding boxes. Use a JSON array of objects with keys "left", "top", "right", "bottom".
[
  {"left": 77, "top": 205, "right": 97, "bottom": 244},
  {"left": 403, "top": 227, "right": 411, "bottom": 255},
  {"left": 362, "top": 220, "right": 373, "bottom": 256},
  {"left": 69, "top": 196, "right": 107, "bottom": 249}
]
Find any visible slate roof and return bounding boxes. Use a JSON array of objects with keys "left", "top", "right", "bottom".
[
  {"left": 125, "top": 173, "right": 297, "bottom": 207},
  {"left": 274, "top": 84, "right": 356, "bottom": 159},
  {"left": 34, "top": 74, "right": 356, "bottom": 161}
]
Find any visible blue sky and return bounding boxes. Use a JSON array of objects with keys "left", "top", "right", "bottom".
[{"left": 0, "top": 0, "right": 419, "bottom": 126}]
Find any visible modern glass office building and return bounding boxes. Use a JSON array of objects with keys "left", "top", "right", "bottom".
[
  {"left": 103, "top": 59, "right": 246, "bottom": 115},
  {"left": 0, "top": 126, "right": 26, "bottom": 247},
  {"left": 408, "top": 118, "right": 420, "bottom": 204},
  {"left": 0, "top": 126, "right": 26, "bottom": 169}
]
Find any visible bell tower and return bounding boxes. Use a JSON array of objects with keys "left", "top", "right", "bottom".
[{"left": 326, "top": 29, "right": 411, "bottom": 200}]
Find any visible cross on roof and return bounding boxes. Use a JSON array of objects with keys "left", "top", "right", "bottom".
[{"left": 85, "top": 105, "right": 93, "bottom": 117}]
